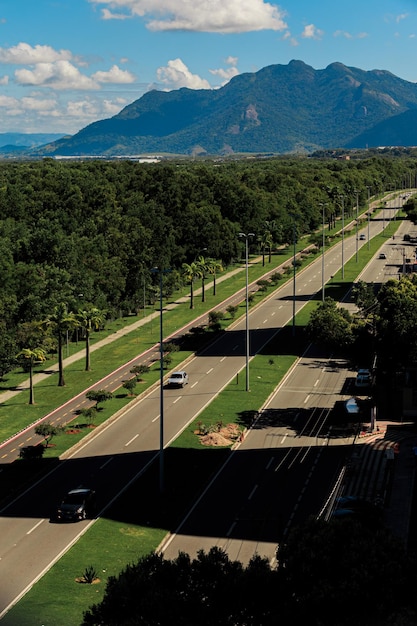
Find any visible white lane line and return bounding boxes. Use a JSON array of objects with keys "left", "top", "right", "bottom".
[
  {"left": 207, "top": 368, "right": 213, "bottom": 374},
  {"left": 220, "top": 356, "right": 226, "bottom": 362},
  {"left": 304, "top": 395, "right": 310, "bottom": 404},
  {"left": 280, "top": 434, "right": 287, "bottom": 444},
  {"left": 248, "top": 485, "right": 258, "bottom": 500},
  {"left": 173, "top": 397, "right": 181, "bottom": 403},
  {"left": 266, "top": 457, "right": 274, "bottom": 470},
  {"left": 27, "top": 519, "right": 44, "bottom": 535},
  {"left": 191, "top": 382, "right": 198, "bottom": 388},
  {"left": 152, "top": 415, "right": 160, "bottom": 423},
  {"left": 314, "top": 379, "right": 319, "bottom": 387},
  {"left": 125, "top": 434, "right": 139, "bottom": 447},
  {"left": 99, "top": 457, "right": 113, "bottom": 470}
]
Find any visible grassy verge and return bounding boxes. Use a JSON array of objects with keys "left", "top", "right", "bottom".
[{"left": 1, "top": 214, "right": 404, "bottom": 625}]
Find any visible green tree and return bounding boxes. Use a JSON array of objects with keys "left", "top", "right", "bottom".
[
  {"left": 76, "top": 307, "right": 106, "bottom": 371},
  {"left": 78, "top": 406, "right": 98, "bottom": 427},
  {"left": 41, "top": 303, "right": 77, "bottom": 386},
  {"left": 196, "top": 255, "right": 208, "bottom": 302},
  {"left": 122, "top": 378, "right": 137, "bottom": 396},
  {"left": 205, "top": 257, "right": 223, "bottom": 296},
  {"left": 130, "top": 364, "right": 150, "bottom": 381},
  {"left": 85, "top": 389, "right": 113, "bottom": 410},
  {"left": 182, "top": 261, "right": 203, "bottom": 309},
  {"left": 34, "top": 422, "right": 64, "bottom": 446},
  {"left": 16, "top": 347, "right": 46, "bottom": 405},
  {"left": 306, "top": 297, "right": 353, "bottom": 351}
]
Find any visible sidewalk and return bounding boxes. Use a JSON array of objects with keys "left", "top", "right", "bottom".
[{"left": 344, "top": 420, "right": 417, "bottom": 545}]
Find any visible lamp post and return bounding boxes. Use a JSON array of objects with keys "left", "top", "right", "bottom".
[
  {"left": 319, "top": 203, "right": 327, "bottom": 302},
  {"left": 151, "top": 266, "right": 171, "bottom": 493},
  {"left": 366, "top": 185, "right": 371, "bottom": 250},
  {"left": 292, "top": 220, "right": 296, "bottom": 336},
  {"left": 340, "top": 195, "right": 345, "bottom": 279},
  {"left": 354, "top": 189, "right": 359, "bottom": 262},
  {"left": 239, "top": 232, "right": 254, "bottom": 391}
]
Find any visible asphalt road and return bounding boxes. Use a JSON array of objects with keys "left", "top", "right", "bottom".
[{"left": 0, "top": 197, "right": 407, "bottom": 616}]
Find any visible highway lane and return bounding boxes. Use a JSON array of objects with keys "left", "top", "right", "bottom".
[
  {"left": 160, "top": 354, "right": 354, "bottom": 565},
  {"left": 0, "top": 198, "right": 405, "bottom": 615}
]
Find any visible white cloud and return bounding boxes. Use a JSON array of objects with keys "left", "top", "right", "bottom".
[
  {"left": 92, "top": 64, "right": 136, "bottom": 83},
  {"left": 334, "top": 30, "right": 368, "bottom": 40},
  {"left": 0, "top": 42, "right": 73, "bottom": 65},
  {"left": 20, "top": 96, "right": 57, "bottom": 111},
  {"left": 282, "top": 31, "right": 298, "bottom": 46},
  {"left": 156, "top": 58, "right": 211, "bottom": 89},
  {"left": 209, "top": 57, "right": 239, "bottom": 83},
  {"left": 15, "top": 60, "right": 99, "bottom": 90},
  {"left": 0, "top": 74, "right": 8, "bottom": 85},
  {"left": 301, "top": 24, "right": 324, "bottom": 40},
  {"left": 89, "top": 0, "right": 287, "bottom": 33},
  {"left": 102, "top": 8, "right": 132, "bottom": 19},
  {"left": 396, "top": 13, "right": 409, "bottom": 23}
]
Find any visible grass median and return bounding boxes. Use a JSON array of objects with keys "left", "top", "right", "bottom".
[{"left": 1, "top": 214, "right": 404, "bottom": 626}]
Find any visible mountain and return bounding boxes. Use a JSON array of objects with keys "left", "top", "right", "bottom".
[
  {"left": 35, "top": 60, "right": 417, "bottom": 157},
  {"left": 0, "top": 133, "right": 65, "bottom": 150}
]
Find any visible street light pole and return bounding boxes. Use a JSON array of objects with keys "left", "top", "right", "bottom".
[
  {"left": 319, "top": 203, "right": 327, "bottom": 302},
  {"left": 340, "top": 195, "right": 345, "bottom": 279},
  {"left": 151, "top": 266, "right": 171, "bottom": 493},
  {"left": 239, "top": 232, "right": 254, "bottom": 391},
  {"left": 354, "top": 189, "right": 359, "bottom": 262},
  {"left": 292, "top": 220, "right": 296, "bottom": 336},
  {"left": 366, "top": 185, "right": 371, "bottom": 250}
]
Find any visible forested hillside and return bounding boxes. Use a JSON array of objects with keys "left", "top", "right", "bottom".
[{"left": 0, "top": 154, "right": 414, "bottom": 372}]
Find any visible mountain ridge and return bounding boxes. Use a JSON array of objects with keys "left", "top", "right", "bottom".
[{"left": 34, "top": 60, "right": 417, "bottom": 157}]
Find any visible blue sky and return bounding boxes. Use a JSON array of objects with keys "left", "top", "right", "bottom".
[{"left": 1, "top": 0, "right": 417, "bottom": 134}]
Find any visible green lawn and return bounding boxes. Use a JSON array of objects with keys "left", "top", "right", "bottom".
[{"left": 1, "top": 212, "right": 405, "bottom": 626}]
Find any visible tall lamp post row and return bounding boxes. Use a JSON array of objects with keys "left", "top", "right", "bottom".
[
  {"left": 239, "top": 232, "right": 254, "bottom": 392},
  {"left": 151, "top": 266, "right": 171, "bottom": 494}
]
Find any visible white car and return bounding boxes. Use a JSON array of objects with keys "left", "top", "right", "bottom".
[{"left": 167, "top": 371, "right": 189, "bottom": 388}]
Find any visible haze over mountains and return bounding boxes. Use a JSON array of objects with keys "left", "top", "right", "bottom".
[{"left": 22, "top": 60, "right": 417, "bottom": 157}]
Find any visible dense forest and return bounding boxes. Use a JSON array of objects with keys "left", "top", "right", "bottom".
[{"left": 0, "top": 154, "right": 415, "bottom": 366}]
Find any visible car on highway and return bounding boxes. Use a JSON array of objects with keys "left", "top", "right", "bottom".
[
  {"left": 167, "top": 371, "right": 189, "bottom": 388},
  {"left": 378, "top": 252, "right": 386, "bottom": 259},
  {"left": 52, "top": 488, "right": 96, "bottom": 522},
  {"left": 355, "top": 368, "right": 372, "bottom": 388},
  {"left": 359, "top": 234, "right": 366, "bottom": 240}
]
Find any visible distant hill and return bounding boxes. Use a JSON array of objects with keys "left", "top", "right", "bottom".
[
  {"left": 34, "top": 60, "right": 417, "bottom": 157},
  {"left": 0, "top": 133, "right": 66, "bottom": 152}
]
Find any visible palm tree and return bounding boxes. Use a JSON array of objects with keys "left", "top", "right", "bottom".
[
  {"left": 76, "top": 307, "right": 106, "bottom": 371},
  {"left": 42, "top": 303, "right": 77, "bottom": 386},
  {"left": 182, "top": 262, "right": 203, "bottom": 309},
  {"left": 17, "top": 347, "right": 46, "bottom": 405},
  {"left": 205, "top": 258, "right": 223, "bottom": 296},
  {"left": 196, "top": 256, "right": 208, "bottom": 302}
]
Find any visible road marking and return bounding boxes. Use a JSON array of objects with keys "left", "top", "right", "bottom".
[
  {"left": 125, "top": 434, "right": 139, "bottom": 447},
  {"left": 314, "top": 379, "right": 319, "bottom": 387},
  {"left": 248, "top": 485, "right": 258, "bottom": 500},
  {"left": 304, "top": 395, "right": 310, "bottom": 404},
  {"left": 266, "top": 457, "right": 274, "bottom": 470},
  {"left": 191, "top": 382, "right": 198, "bottom": 388},
  {"left": 99, "top": 457, "right": 113, "bottom": 470},
  {"left": 152, "top": 415, "right": 160, "bottom": 423},
  {"left": 227, "top": 522, "right": 236, "bottom": 536},
  {"left": 280, "top": 434, "right": 287, "bottom": 444},
  {"left": 220, "top": 356, "right": 226, "bottom": 362},
  {"left": 27, "top": 520, "right": 44, "bottom": 535},
  {"left": 173, "top": 397, "right": 181, "bottom": 404},
  {"left": 207, "top": 368, "right": 213, "bottom": 374},
  {"left": 233, "top": 345, "right": 239, "bottom": 351}
]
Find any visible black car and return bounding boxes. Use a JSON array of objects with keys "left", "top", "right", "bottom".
[{"left": 52, "top": 488, "right": 96, "bottom": 522}]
